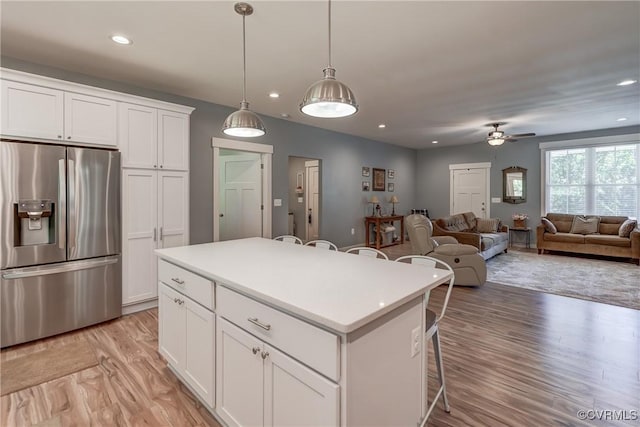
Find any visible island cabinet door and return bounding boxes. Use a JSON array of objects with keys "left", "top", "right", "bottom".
[
  {"left": 216, "top": 318, "right": 264, "bottom": 427},
  {"left": 158, "top": 283, "right": 186, "bottom": 368},
  {"left": 183, "top": 299, "right": 215, "bottom": 408},
  {"left": 264, "top": 344, "right": 339, "bottom": 427}
]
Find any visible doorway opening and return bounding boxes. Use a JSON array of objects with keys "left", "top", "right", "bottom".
[
  {"left": 212, "top": 138, "right": 273, "bottom": 242},
  {"left": 288, "top": 157, "right": 321, "bottom": 242}
]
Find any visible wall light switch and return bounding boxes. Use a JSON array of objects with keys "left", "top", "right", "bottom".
[
  {"left": 273, "top": 199, "right": 282, "bottom": 207},
  {"left": 491, "top": 197, "right": 501, "bottom": 203},
  {"left": 298, "top": 197, "right": 303, "bottom": 203}
]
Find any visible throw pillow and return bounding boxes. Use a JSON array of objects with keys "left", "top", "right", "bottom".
[
  {"left": 618, "top": 219, "right": 637, "bottom": 237},
  {"left": 570, "top": 216, "right": 600, "bottom": 235},
  {"left": 541, "top": 217, "right": 557, "bottom": 234},
  {"left": 476, "top": 218, "right": 499, "bottom": 233}
]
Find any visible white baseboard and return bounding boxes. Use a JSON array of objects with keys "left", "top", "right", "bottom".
[{"left": 122, "top": 298, "right": 158, "bottom": 315}]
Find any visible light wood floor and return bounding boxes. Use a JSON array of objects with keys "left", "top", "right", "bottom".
[{"left": 2, "top": 284, "right": 639, "bottom": 426}]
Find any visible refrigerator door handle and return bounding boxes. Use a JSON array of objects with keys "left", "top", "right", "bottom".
[
  {"left": 67, "top": 159, "right": 76, "bottom": 252},
  {"left": 58, "top": 159, "right": 67, "bottom": 250},
  {"left": 1, "top": 256, "right": 119, "bottom": 280}
]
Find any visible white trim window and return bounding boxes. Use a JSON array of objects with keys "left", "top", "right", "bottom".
[{"left": 543, "top": 141, "right": 639, "bottom": 219}]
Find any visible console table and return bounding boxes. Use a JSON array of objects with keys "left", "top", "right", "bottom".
[{"left": 365, "top": 215, "right": 405, "bottom": 249}]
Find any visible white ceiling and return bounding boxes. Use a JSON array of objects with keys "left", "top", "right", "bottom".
[{"left": 2, "top": 1, "right": 639, "bottom": 149}]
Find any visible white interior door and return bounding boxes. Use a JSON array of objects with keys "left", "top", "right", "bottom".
[
  {"left": 219, "top": 151, "right": 262, "bottom": 241},
  {"left": 305, "top": 161, "right": 320, "bottom": 241},
  {"left": 450, "top": 164, "right": 490, "bottom": 218}
]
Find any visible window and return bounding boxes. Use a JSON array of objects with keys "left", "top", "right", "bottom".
[{"left": 544, "top": 143, "right": 639, "bottom": 219}]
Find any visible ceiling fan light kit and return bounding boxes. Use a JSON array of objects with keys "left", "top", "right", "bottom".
[
  {"left": 300, "top": 0, "right": 358, "bottom": 118},
  {"left": 486, "top": 123, "right": 535, "bottom": 146},
  {"left": 222, "top": 2, "right": 266, "bottom": 138}
]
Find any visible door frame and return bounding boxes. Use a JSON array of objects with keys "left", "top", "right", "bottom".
[
  {"left": 304, "top": 159, "right": 320, "bottom": 241},
  {"left": 212, "top": 138, "right": 273, "bottom": 242},
  {"left": 449, "top": 162, "right": 491, "bottom": 217}
]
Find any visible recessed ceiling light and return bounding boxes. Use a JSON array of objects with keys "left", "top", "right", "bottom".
[
  {"left": 432, "top": 140, "right": 438, "bottom": 144},
  {"left": 617, "top": 117, "right": 628, "bottom": 121},
  {"left": 269, "top": 92, "right": 280, "bottom": 99},
  {"left": 617, "top": 79, "right": 637, "bottom": 86},
  {"left": 378, "top": 124, "right": 386, "bottom": 128},
  {"left": 110, "top": 35, "right": 132, "bottom": 45}
]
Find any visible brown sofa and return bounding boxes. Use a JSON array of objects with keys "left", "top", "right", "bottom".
[
  {"left": 432, "top": 212, "right": 509, "bottom": 260},
  {"left": 537, "top": 213, "right": 640, "bottom": 264}
]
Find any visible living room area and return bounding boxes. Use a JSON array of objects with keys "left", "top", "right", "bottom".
[{"left": 1, "top": 1, "right": 639, "bottom": 426}]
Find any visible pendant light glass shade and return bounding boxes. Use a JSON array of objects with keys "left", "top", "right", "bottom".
[
  {"left": 300, "top": 0, "right": 358, "bottom": 118},
  {"left": 222, "top": 2, "right": 266, "bottom": 137}
]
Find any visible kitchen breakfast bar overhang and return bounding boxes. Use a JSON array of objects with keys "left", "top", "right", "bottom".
[{"left": 155, "top": 237, "right": 452, "bottom": 426}]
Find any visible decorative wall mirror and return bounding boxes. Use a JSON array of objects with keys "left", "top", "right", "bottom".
[{"left": 503, "top": 166, "right": 527, "bottom": 204}]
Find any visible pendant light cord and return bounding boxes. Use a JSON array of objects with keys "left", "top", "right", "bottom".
[
  {"left": 327, "top": 0, "right": 332, "bottom": 68},
  {"left": 242, "top": 13, "right": 247, "bottom": 103}
]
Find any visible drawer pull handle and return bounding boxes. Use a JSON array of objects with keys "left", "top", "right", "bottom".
[
  {"left": 171, "top": 277, "right": 185, "bottom": 285},
  {"left": 252, "top": 347, "right": 260, "bottom": 355},
  {"left": 261, "top": 351, "right": 269, "bottom": 360},
  {"left": 248, "top": 317, "right": 271, "bottom": 331}
]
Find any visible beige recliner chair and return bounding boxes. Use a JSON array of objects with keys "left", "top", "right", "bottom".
[{"left": 405, "top": 214, "right": 487, "bottom": 286}]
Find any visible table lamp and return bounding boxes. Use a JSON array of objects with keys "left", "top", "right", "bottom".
[
  {"left": 390, "top": 196, "right": 399, "bottom": 215},
  {"left": 369, "top": 196, "right": 379, "bottom": 216}
]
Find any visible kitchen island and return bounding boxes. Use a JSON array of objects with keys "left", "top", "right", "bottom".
[{"left": 155, "top": 237, "right": 452, "bottom": 427}]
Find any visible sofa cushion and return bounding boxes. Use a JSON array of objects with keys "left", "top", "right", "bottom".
[
  {"left": 544, "top": 232, "right": 585, "bottom": 244},
  {"left": 541, "top": 217, "right": 557, "bottom": 234},
  {"left": 570, "top": 216, "right": 600, "bottom": 235},
  {"left": 598, "top": 216, "right": 626, "bottom": 235},
  {"left": 476, "top": 218, "right": 500, "bottom": 233},
  {"left": 584, "top": 234, "right": 631, "bottom": 247},
  {"left": 462, "top": 212, "right": 477, "bottom": 231},
  {"left": 619, "top": 219, "right": 637, "bottom": 237},
  {"left": 546, "top": 213, "right": 575, "bottom": 233},
  {"left": 436, "top": 214, "right": 471, "bottom": 232},
  {"left": 480, "top": 232, "right": 508, "bottom": 250}
]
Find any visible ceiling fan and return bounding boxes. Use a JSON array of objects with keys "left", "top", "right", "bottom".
[{"left": 486, "top": 123, "right": 536, "bottom": 146}]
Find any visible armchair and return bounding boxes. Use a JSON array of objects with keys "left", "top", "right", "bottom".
[{"left": 405, "top": 214, "right": 486, "bottom": 286}]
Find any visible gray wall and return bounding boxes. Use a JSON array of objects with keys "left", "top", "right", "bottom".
[
  {"left": 2, "top": 56, "right": 416, "bottom": 247},
  {"left": 416, "top": 125, "right": 640, "bottom": 242}
]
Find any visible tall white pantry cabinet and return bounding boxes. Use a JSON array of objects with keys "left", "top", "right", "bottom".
[
  {"left": 120, "top": 103, "right": 191, "bottom": 308},
  {"left": 0, "top": 68, "right": 194, "bottom": 312}
]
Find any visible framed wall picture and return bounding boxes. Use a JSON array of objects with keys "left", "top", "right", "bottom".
[
  {"left": 388, "top": 183, "right": 394, "bottom": 192},
  {"left": 372, "top": 168, "right": 386, "bottom": 191},
  {"left": 362, "top": 181, "right": 370, "bottom": 191},
  {"left": 388, "top": 169, "right": 395, "bottom": 179},
  {"left": 362, "top": 167, "right": 370, "bottom": 177}
]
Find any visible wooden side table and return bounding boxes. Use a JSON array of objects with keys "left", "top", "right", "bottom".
[
  {"left": 509, "top": 227, "right": 531, "bottom": 248},
  {"left": 365, "top": 215, "right": 405, "bottom": 250}
]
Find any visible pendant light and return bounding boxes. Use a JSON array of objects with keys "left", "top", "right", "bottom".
[
  {"left": 300, "top": 0, "right": 358, "bottom": 118},
  {"left": 222, "top": 2, "right": 266, "bottom": 137}
]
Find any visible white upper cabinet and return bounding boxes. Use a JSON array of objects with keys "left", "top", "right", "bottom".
[
  {"left": 119, "top": 103, "right": 158, "bottom": 168},
  {"left": 1, "top": 80, "right": 117, "bottom": 146},
  {"left": 1, "top": 68, "right": 194, "bottom": 150},
  {"left": 158, "top": 109, "right": 189, "bottom": 171},
  {"left": 1, "top": 80, "right": 64, "bottom": 140},
  {"left": 120, "top": 105, "right": 189, "bottom": 171},
  {"left": 64, "top": 92, "right": 117, "bottom": 146}
]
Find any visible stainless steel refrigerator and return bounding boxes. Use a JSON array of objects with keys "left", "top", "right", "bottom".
[{"left": 0, "top": 140, "right": 121, "bottom": 347}]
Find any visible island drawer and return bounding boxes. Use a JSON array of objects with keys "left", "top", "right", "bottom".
[
  {"left": 217, "top": 285, "right": 340, "bottom": 382},
  {"left": 158, "top": 260, "right": 214, "bottom": 311}
]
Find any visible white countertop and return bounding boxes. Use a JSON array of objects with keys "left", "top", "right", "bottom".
[{"left": 155, "top": 238, "right": 452, "bottom": 334}]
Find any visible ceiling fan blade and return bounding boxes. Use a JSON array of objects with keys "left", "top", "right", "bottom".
[{"left": 508, "top": 132, "right": 536, "bottom": 138}]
